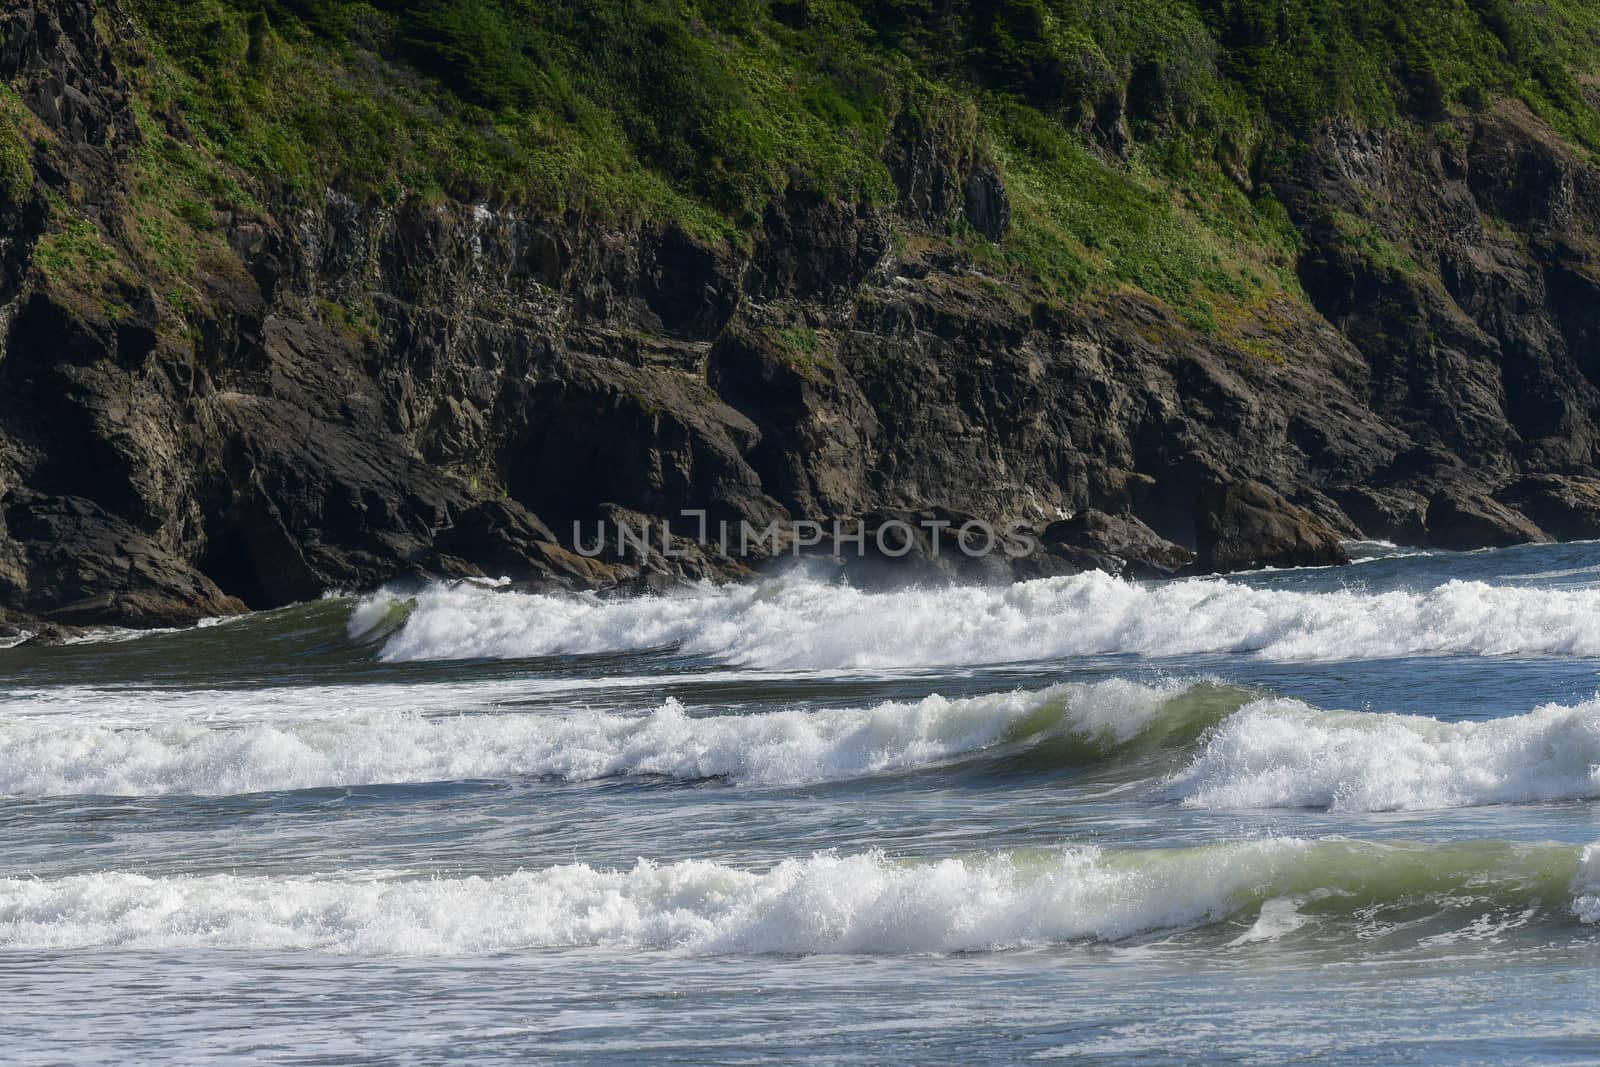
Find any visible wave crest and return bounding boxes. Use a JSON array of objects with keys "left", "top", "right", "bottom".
[
  {"left": 9, "top": 674, "right": 1600, "bottom": 811},
  {"left": 1167, "top": 696, "right": 1600, "bottom": 811},
  {"left": 362, "top": 573, "right": 1600, "bottom": 668},
  {"left": 0, "top": 678, "right": 1235, "bottom": 797},
  {"left": 1, "top": 840, "right": 1591, "bottom": 955}
]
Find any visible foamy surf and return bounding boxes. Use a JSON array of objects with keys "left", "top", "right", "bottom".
[
  {"left": 8, "top": 675, "right": 1600, "bottom": 809},
  {"left": 0, "top": 840, "right": 1591, "bottom": 956},
  {"left": 0, "top": 678, "right": 1235, "bottom": 796},
  {"left": 361, "top": 571, "right": 1600, "bottom": 669},
  {"left": 0, "top": 679, "right": 539, "bottom": 727},
  {"left": 1165, "top": 695, "right": 1600, "bottom": 812}
]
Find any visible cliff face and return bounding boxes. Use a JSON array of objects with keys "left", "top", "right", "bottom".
[{"left": 5, "top": 0, "right": 1600, "bottom": 628}]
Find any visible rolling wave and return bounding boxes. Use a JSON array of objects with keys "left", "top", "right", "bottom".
[
  {"left": 1, "top": 840, "right": 1593, "bottom": 955},
  {"left": 1164, "top": 695, "right": 1600, "bottom": 811},
  {"left": 5, "top": 673, "right": 1600, "bottom": 810},
  {"left": 361, "top": 572, "right": 1600, "bottom": 669},
  {"left": 0, "top": 678, "right": 1236, "bottom": 797}
]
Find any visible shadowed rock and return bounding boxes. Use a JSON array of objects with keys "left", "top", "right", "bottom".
[
  {"left": 1039, "top": 510, "right": 1194, "bottom": 579},
  {"left": 3, "top": 491, "right": 246, "bottom": 627},
  {"left": 1195, "top": 482, "right": 1350, "bottom": 573},
  {"left": 1424, "top": 489, "right": 1549, "bottom": 550},
  {"left": 1495, "top": 475, "right": 1600, "bottom": 542}
]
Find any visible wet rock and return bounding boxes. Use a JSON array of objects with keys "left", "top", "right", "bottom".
[
  {"left": 1333, "top": 486, "right": 1430, "bottom": 546},
  {"left": 0, "top": 613, "right": 28, "bottom": 643},
  {"left": 430, "top": 498, "right": 559, "bottom": 583},
  {"left": 1494, "top": 474, "right": 1600, "bottom": 541},
  {"left": 569, "top": 503, "right": 731, "bottom": 585},
  {"left": 3, "top": 491, "right": 246, "bottom": 627},
  {"left": 1423, "top": 489, "right": 1549, "bottom": 549},
  {"left": 1194, "top": 481, "right": 1350, "bottom": 572},
  {"left": 17, "top": 623, "right": 82, "bottom": 647},
  {"left": 426, "top": 499, "right": 635, "bottom": 589},
  {"left": 830, "top": 507, "right": 1014, "bottom": 589},
  {"left": 1039, "top": 509, "right": 1194, "bottom": 579}
]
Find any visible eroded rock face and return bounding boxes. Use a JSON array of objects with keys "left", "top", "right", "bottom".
[
  {"left": 2, "top": 490, "right": 246, "bottom": 626},
  {"left": 1195, "top": 481, "right": 1351, "bottom": 572},
  {"left": 1423, "top": 489, "right": 1550, "bottom": 550},
  {"left": 2, "top": 2, "right": 1599, "bottom": 627},
  {"left": 1495, "top": 475, "right": 1600, "bottom": 542},
  {"left": 1039, "top": 510, "right": 1194, "bottom": 580}
]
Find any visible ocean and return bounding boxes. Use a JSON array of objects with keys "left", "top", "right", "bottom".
[{"left": 3, "top": 541, "right": 1600, "bottom": 1063}]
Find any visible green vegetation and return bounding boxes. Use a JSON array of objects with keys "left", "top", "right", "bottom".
[
  {"left": 122, "top": 96, "right": 260, "bottom": 309},
  {"left": 316, "top": 295, "right": 382, "bottom": 343},
  {"left": 778, "top": 324, "right": 821, "bottom": 355},
  {"left": 1329, "top": 209, "right": 1428, "bottom": 278},
  {"left": 989, "top": 97, "right": 1299, "bottom": 314},
  {"left": 31, "top": 209, "right": 136, "bottom": 325},
  {"left": 33, "top": 218, "right": 120, "bottom": 282},
  {"left": 0, "top": 88, "right": 36, "bottom": 203},
  {"left": 35, "top": 0, "right": 1600, "bottom": 320},
  {"left": 775, "top": 323, "right": 838, "bottom": 379}
]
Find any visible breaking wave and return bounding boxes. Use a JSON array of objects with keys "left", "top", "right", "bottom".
[
  {"left": 361, "top": 572, "right": 1600, "bottom": 669},
  {"left": 6, "top": 670, "right": 1600, "bottom": 812},
  {"left": 1165, "top": 695, "right": 1600, "bottom": 812},
  {"left": 0, "top": 678, "right": 1238, "bottom": 797},
  {"left": 0, "top": 839, "right": 1592, "bottom": 955}
]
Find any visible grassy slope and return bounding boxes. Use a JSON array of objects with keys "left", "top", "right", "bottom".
[{"left": 18, "top": 0, "right": 1600, "bottom": 330}]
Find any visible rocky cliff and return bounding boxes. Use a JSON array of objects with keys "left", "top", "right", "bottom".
[{"left": 5, "top": 0, "right": 1600, "bottom": 630}]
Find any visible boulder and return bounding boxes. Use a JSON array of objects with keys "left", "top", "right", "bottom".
[
  {"left": 431, "top": 498, "right": 558, "bottom": 581},
  {"left": 1422, "top": 489, "right": 1549, "bottom": 549},
  {"left": 1039, "top": 509, "right": 1194, "bottom": 579},
  {"left": 1194, "top": 480, "right": 1350, "bottom": 572},
  {"left": 1333, "top": 486, "right": 1429, "bottom": 545},
  {"left": 2, "top": 491, "right": 246, "bottom": 627},
  {"left": 1494, "top": 475, "right": 1600, "bottom": 542}
]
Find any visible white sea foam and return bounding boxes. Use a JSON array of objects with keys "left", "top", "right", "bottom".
[
  {"left": 364, "top": 572, "right": 1600, "bottom": 669},
  {"left": 0, "top": 672, "right": 812, "bottom": 727},
  {"left": 0, "top": 840, "right": 1589, "bottom": 955},
  {"left": 11, "top": 672, "right": 1600, "bottom": 809},
  {"left": 0, "top": 680, "right": 527, "bottom": 728},
  {"left": 1345, "top": 539, "right": 1431, "bottom": 563},
  {"left": 0, "top": 678, "right": 1202, "bottom": 796},
  {"left": 1576, "top": 846, "right": 1600, "bottom": 925},
  {"left": 1167, "top": 696, "right": 1600, "bottom": 811}
]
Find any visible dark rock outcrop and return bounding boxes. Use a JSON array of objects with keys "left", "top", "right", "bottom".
[
  {"left": 1195, "top": 481, "right": 1351, "bottom": 572},
  {"left": 2, "top": 490, "right": 246, "bottom": 626},
  {"left": 831, "top": 506, "right": 1018, "bottom": 588},
  {"left": 425, "top": 498, "right": 610, "bottom": 588},
  {"left": 1495, "top": 475, "right": 1600, "bottom": 542},
  {"left": 1423, "top": 489, "right": 1550, "bottom": 550},
  {"left": 2, "top": 2, "right": 1599, "bottom": 628},
  {"left": 1039, "top": 510, "right": 1193, "bottom": 579}
]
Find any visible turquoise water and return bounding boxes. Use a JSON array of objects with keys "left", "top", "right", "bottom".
[{"left": 4, "top": 542, "right": 1600, "bottom": 1063}]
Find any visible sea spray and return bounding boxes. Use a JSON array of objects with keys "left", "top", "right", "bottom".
[
  {"left": 363, "top": 572, "right": 1600, "bottom": 668},
  {"left": 8, "top": 674, "right": 1600, "bottom": 809},
  {"left": 1165, "top": 695, "right": 1600, "bottom": 811},
  {"left": 0, "top": 839, "right": 1590, "bottom": 955},
  {"left": 0, "top": 678, "right": 1234, "bottom": 796}
]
